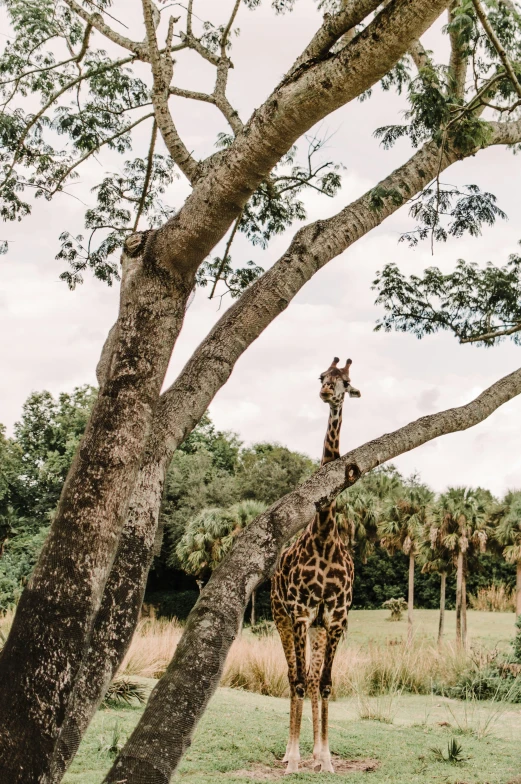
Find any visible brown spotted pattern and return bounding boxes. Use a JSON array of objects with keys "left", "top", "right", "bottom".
[{"left": 271, "top": 358, "right": 360, "bottom": 774}]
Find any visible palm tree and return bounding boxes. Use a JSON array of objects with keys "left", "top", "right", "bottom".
[
  {"left": 379, "top": 480, "right": 434, "bottom": 643},
  {"left": 419, "top": 524, "right": 453, "bottom": 647},
  {"left": 435, "top": 487, "right": 489, "bottom": 649},
  {"left": 494, "top": 490, "right": 521, "bottom": 618},
  {"left": 336, "top": 485, "right": 381, "bottom": 563},
  {"left": 176, "top": 500, "right": 266, "bottom": 623}
]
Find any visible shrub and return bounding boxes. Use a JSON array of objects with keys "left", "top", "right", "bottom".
[
  {"left": 101, "top": 678, "right": 146, "bottom": 709},
  {"left": 468, "top": 584, "right": 515, "bottom": 613},
  {"left": 250, "top": 620, "right": 276, "bottom": 637},
  {"left": 382, "top": 597, "right": 407, "bottom": 621}
]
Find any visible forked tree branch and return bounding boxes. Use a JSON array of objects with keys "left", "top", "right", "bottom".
[
  {"left": 141, "top": 0, "right": 199, "bottom": 182},
  {"left": 153, "top": 0, "right": 451, "bottom": 277},
  {"left": 104, "top": 364, "right": 521, "bottom": 783},
  {"left": 63, "top": 0, "right": 148, "bottom": 58}
]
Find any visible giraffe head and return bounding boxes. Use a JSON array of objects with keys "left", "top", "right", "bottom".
[{"left": 319, "top": 357, "right": 361, "bottom": 407}]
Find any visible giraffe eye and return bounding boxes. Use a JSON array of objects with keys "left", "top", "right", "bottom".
[{"left": 343, "top": 380, "right": 350, "bottom": 388}]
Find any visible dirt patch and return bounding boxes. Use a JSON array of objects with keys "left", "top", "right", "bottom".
[{"left": 231, "top": 756, "right": 379, "bottom": 779}]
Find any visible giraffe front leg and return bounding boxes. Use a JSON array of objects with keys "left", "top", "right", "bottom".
[
  {"left": 318, "top": 627, "right": 343, "bottom": 774},
  {"left": 293, "top": 619, "right": 309, "bottom": 699},
  {"left": 273, "top": 610, "right": 302, "bottom": 773},
  {"left": 281, "top": 618, "right": 308, "bottom": 774}
]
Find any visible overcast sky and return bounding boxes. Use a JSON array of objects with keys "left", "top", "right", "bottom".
[{"left": 1, "top": 0, "right": 520, "bottom": 496}]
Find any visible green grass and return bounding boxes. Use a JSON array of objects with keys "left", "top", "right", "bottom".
[
  {"left": 346, "top": 609, "right": 517, "bottom": 649},
  {"left": 65, "top": 686, "right": 521, "bottom": 784}
]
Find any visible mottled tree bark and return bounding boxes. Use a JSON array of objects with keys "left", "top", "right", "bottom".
[
  {"left": 407, "top": 553, "right": 415, "bottom": 645},
  {"left": 438, "top": 572, "right": 446, "bottom": 647},
  {"left": 103, "top": 366, "right": 521, "bottom": 784},
  {"left": 0, "top": 232, "right": 194, "bottom": 783}
]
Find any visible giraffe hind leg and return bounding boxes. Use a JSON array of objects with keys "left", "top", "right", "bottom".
[
  {"left": 308, "top": 626, "right": 327, "bottom": 765},
  {"left": 318, "top": 626, "right": 344, "bottom": 774}
]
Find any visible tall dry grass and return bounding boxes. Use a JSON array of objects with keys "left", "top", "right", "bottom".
[
  {"left": 0, "top": 611, "right": 481, "bottom": 700},
  {"left": 469, "top": 585, "right": 515, "bottom": 613},
  {"left": 118, "top": 618, "right": 470, "bottom": 698}
]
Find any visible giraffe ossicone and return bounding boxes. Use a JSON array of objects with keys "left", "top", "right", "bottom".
[{"left": 271, "top": 356, "right": 361, "bottom": 775}]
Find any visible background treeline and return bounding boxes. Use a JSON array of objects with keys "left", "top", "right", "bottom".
[{"left": 0, "top": 386, "right": 519, "bottom": 620}]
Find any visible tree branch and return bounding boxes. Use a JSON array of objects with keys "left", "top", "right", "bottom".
[
  {"left": 133, "top": 120, "right": 158, "bottom": 231},
  {"left": 62, "top": 0, "right": 148, "bottom": 58},
  {"left": 472, "top": 0, "right": 521, "bottom": 99},
  {"left": 155, "top": 0, "right": 452, "bottom": 277},
  {"left": 460, "top": 322, "right": 521, "bottom": 343},
  {"left": 292, "top": 0, "right": 383, "bottom": 70},
  {"left": 105, "top": 364, "right": 521, "bottom": 783},
  {"left": 409, "top": 38, "right": 431, "bottom": 71},
  {"left": 51, "top": 111, "right": 155, "bottom": 195},
  {"left": 141, "top": 0, "right": 199, "bottom": 182},
  {"left": 448, "top": 1, "right": 467, "bottom": 98}
]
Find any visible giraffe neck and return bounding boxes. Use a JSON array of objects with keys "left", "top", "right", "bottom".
[
  {"left": 310, "top": 403, "right": 343, "bottom": 542},
  {"left": 321, "top": 404, "right": 342, "bottom": 466}
]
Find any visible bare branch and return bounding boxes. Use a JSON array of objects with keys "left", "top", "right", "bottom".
[
  {"left": 133, "top": 120, "right": 158, "bottom": 231},
  {"left": 208, "top": 210, "right": 242, "bottom": 299},
  {"left": 472, "top": 0, "right": 521, "bottom": 99},
  {"left": 156, "top": 0, "right": 452, "bottom": 276},
  {"left": 141, "top": 0, "right": 199, "bottom": 182}
]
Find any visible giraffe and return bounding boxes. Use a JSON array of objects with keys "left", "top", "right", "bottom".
[{"left": 271, "top": 357, "right": 361, "bottom": 775}]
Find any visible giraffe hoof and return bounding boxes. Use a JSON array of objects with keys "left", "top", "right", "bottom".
[
  {"left": 285, "top": 759, "right": 300, "bottom": 774},
  {"left": 318, "top": 757, "right": 335, "bottom": 774}
]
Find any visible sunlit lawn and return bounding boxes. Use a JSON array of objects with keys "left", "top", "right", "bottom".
[
  {"left": 65, "top": 687, "right": 521, "bottom": 784},
  {"left": 345, "top": 608, "right": 517, "bottom": 649}
]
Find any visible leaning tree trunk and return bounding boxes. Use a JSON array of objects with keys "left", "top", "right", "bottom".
[
  {"left": 438, "top": 572, "right": 446, "bottom": 648},
  {"left": 101, "top": 368, "right": 521, "bottom": 784},
  {"left": 407, "top": 552, "right": 415, "bottom": 645},
  {"left": 0, "top": 233, "right": 194, "bottom": 783},
  {"left": 456, "top": 551, "right": 464, "bottom": 649},
  {"left": 516, "top": 561, "right": 521, "bottom": 618}
]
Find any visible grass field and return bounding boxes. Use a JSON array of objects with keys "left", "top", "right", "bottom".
[
  {"left": 345, "top": 608, "right": 517, "bottom": 648},
  {"left": 64, "top": 687, "right": 521, "bottom": 783},
  {"left": 3, "top": 608, "right": 519, "bottom": 781}
]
